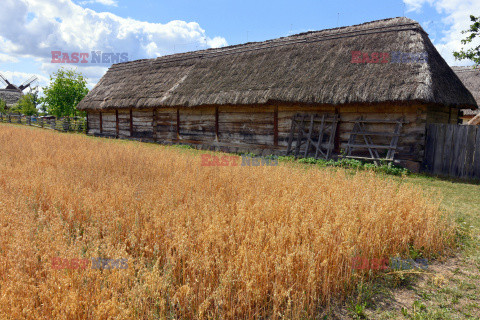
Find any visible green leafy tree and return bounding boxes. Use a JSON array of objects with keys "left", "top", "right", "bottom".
[
  {"left": 0, "top": 98, "right": 6, "bottom": 114},
  {"left": 40, "top": 68, "right": 89, "bottom": 118},
  {"left": 15, "top": 93, "right": 39, "bottom": 116},
  {"left": 453, "top": 15, "right": 480, "bottom": 66}
]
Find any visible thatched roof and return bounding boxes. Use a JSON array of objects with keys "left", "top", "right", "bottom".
[
  {"left": 0, "top": 89, "right": 23, "bottom": 108},
  {"left": 452, "top": 66, "right": 480, "bottom": 116},
  {"left": 78, "top": 17, "right": 477, "bottom": 111}
]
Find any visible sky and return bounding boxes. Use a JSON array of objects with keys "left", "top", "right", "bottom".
[{"left": 0, "top": 0, "right": 479, "bottom": 95}]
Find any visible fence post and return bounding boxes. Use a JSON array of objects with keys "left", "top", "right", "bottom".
[
  {"left": 78, "top": 119, "right": 84, "bottom": 133},
  {"left": 63, "top": 117, "right": 70, "bottom": 132}
]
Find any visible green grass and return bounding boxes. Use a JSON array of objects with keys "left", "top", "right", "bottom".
[{"left": 401, "top": 175, "right": 480, "bottom": 252}]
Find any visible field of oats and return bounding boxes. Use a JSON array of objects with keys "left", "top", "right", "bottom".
[{"left": 0, "top": 124, "right": 453, "bottom": 319}]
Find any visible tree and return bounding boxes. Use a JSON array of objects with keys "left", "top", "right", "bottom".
[
  {"left": 40, "top": 68, "right": 89, "bottom": 118},
  {"left": 14, "top": 92, "right": 39, "bottom": 116},
  {"left": 0, "top": 99, "right": 6, "bottom": 114},
  {"left": 453, "top": 15, "right": 480, "bottom": 66}
]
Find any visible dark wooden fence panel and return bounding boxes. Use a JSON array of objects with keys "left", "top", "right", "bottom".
[
  {"left": 424, "top": 123, "right": 480, "bottom": 179},
  {"left": 0, "top": 113, "right": 86, "bottom": 133}
]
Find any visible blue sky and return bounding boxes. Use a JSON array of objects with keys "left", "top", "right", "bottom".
[{"left": 0, "top": 0, "right": 478, "bottom": 94}]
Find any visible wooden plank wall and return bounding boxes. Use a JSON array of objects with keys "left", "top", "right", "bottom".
[
  {"left": 86, "top": 103, "right": 461, "bottom": 162},
  {"left": 218, "top": 106, "right": 274, "bottom": 146},
  {"left": 278, "top": 104, "right": 427, "bottom": 161},
  {"left": 339, "top": 105, "right": 427, "bottom": 161},
  {"left": 424, "top": 123, "right": 480, "bottom": 179},
  {"left": 118, "top": 110, "right": 130, "bottom": 137},
  {"left": 87, "top": 111, "right": 101, "bottom": 135},
  {"left": 102, "top": 111, "right": 116, "bottom": 136},
  {"left": 132, "top": 109, "right": 153, "bottom": 139},
  {"left": 180, "top": 106, "right": 216, "bottom": 143},
  {"left": 156, "top": 107, "right": 177, "bottom": 141},
  {"left": 426, "top": 106, "right": 459, "bottom": 125}
]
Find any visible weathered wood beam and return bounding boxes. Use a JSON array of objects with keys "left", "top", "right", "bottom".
[
  {"left": 115, "top": 109, "right": 119, "bottom": 138},
  {"left": 274, "top": 105, "right": 278, "bottom": 146},
  {"left": 176, "top": 107, "right": 180, "bottom": 141},
  {"left": 153, "top": 108, "right": 157, "bottom": 142},
  {"left": 129, "top": 108, "right": 133, "bottom": 136},
  {"left": 215, "top": 106, "right": 219, "bottom": 141},
  {"left": 99, "top": 111, "right": 103, "bottom": 134},
  {"left": 334, "top": 107, "right": 340, "bottom": 154}
]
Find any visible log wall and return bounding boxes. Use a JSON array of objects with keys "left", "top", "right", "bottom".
[
  {"left": 218, "top": 106, "right": 274, "bottom": 146},
  {"left": 87, "top": 112, "right": 101, "bottom": 135},
  {"left": 86, "top": 103, "right": 460, "bottom": 162},
  {"left": 118, "top": 110, "right": 131, "bottom": 137},
  {"left": 180, "top": 107, "right": 216, "bottom": 143}
]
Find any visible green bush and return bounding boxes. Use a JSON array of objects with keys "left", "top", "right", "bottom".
[
  {"left": 277, "top": 155, "right": 296, "bottom": 162},
  {"left": 280, "top": 156, "right": 410, "bottom": 176},
  {"left": 0, "top": 98, "right": 6, "bottom": 114}
]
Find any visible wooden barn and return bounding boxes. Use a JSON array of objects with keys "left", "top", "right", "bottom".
[
  {"left": 452, "top": 66, "right": 480, "bottom": 124},
  {"left": 77, "top": 17, "right": 477, "bottom": 167}
]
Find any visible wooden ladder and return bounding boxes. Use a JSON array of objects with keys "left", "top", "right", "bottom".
[
  {"left": 343, "top": 117, "right": 406, "bottom": 165},
  {"left": 286, "top": 113, "right": 338, "bottom": 159}
]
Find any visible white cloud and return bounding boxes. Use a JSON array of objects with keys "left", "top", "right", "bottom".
[
  {"left": 404, "top": 0, "right": 435, "bottom": 13},
  {"left": 79, "top": 0, "right": 118, "bottom": 7},
  {"left": 404, "top": 0, "right": 480, "bottom": 65},
  {"left": 0, "top": 0, "right": 227, "bottom": 87},
  {"left": 0, "top": 53, "right": 19, "bottom": 63},
  {"left": 207, "top": 36, "right": 229, "bottom": 48}
]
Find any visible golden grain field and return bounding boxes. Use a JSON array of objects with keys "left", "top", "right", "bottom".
[{"left": 0, "top": 124, "right": 453, "bottom": 319}]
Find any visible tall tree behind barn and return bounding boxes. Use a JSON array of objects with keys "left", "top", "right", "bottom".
[{"left": 77, "top": 17, "right": 477, "bottom": 167}]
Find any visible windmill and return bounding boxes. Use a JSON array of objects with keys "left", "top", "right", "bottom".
[
  {"left": 0, "top": 73, "right": 38, "bottom": 92},
  {"left": 0, "top": 73, "right": 38, "bottom": 109}
]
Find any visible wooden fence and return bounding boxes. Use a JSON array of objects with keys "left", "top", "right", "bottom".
[
  {"left": 0, "top": 113, "right": 86, "bottom": 133},
  {"left": 423, "top": 123, "right": 480, "bottom": 179}
]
